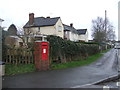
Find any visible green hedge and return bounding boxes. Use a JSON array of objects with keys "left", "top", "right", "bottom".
[{"left": 47, "top": 35, "right": 100, "bottom": 64}]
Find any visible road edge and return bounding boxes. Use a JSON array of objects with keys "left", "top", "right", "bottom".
[{"left": 71, "top": 74, "right": 119, "bottom": 88}]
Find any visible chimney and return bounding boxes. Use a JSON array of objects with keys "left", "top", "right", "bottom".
[
  {"left": 70, "top": 23, "right": 73, "bottom": 27},
  {"left": 46, "top": 16, "right": 50, "bottom": 18},
  {"left": 29, "top": 13, "right": 34, "bottom": 25}
]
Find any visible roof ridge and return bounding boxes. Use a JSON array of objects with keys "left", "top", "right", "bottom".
[
  {"left": 63, "top": 24, "right": 76, "bottom": 29},
  {"left": 34, "top": 17, "right": 60, "bottom": 19},
  {"left": 77, "top": 29, "right": 87, "bottom": 30}
]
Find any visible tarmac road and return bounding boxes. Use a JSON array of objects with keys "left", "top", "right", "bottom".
[{"left": 2, "top": 49, "right": 119, "bottom": 88}]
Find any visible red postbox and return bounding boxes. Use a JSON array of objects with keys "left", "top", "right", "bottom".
[{"left": 34, "top": 41, "right": 49, "bottom": 71}]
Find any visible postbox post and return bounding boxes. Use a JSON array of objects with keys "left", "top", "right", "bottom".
[{"left": 34, "top": 41, "right": 49, "bottom": 71}]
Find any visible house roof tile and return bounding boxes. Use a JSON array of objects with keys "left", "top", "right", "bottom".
[
  {"left": 24, "top": 17, "right": 60, "bottom": 28},
  {"left": 63, "top": 24, "right": 78, "bottom": 34},
  {"left": 77, "top": 29, "right": 87, "bottom": 35}
]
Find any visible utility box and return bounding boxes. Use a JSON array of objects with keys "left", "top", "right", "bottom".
[
  {"left": 0, "top": 61, "right": 5, "bottom": 76},
  {"left": 34, "top": 41, "right": 49, "bottom": 71}
]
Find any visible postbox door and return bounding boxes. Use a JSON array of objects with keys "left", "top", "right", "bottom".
[{"left": 41, "top": 43, "right": 49, "bottom": 60}]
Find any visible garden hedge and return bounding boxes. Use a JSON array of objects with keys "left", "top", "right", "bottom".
[{"left": 47, "top": 35, "right": 101, "bottom": 64}]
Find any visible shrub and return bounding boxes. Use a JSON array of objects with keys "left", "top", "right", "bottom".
[{"left": 47, "top": 35, "right": 100, "bottom": 64}]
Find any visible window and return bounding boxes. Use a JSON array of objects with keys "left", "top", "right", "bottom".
[
  {"left": 58, "top": 26, "right": 62, "bottom": 31},
  {"left": 65, "top": 31, "right": 68, "bottom": 35}
]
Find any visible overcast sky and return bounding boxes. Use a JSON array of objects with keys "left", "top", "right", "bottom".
[{"left": 0, "top": 0, "right": 119, "bottom": 39}]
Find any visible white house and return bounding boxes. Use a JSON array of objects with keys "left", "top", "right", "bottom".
[
  {"left": 64, "top": 24, "right": 88, "bottom": 42},
  {"left": 23, "top": 13, "right": 88, "bottom": 42},
  {"left": 23, "top": 13, "right": 64, "bottom": 38},
  {"left": 64, "top": 24, "right": 79, "bottom": 42},
  {"left": 77, "top": 29, "right": 88, "bottom": 42}
]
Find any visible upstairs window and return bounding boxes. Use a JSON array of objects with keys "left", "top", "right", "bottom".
[{"left": 58, "top": 26, "right": 62, "bottom": 32}]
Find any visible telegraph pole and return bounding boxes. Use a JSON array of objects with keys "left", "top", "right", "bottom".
[
  {"left": 105, "top": 10, "right": 107, "bottom": 42},
  {"left": 105, "top": 10, "right": 107, "bottom": 31}
]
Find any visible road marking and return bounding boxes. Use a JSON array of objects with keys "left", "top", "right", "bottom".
[
  {"left": 71, "top": 83, "right": 92, "bottom": 88},
  {"left": 71, "top": 74, "right": 118, "bottom": 88}
]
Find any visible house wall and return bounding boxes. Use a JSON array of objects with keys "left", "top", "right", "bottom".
[
  {"left": 54, "top": 18, "right": 64, "bottom": 38},
  {"left": 24, "top": 18, "right": 64, "bottom": 38},
  {"left": 40, "top": 26, "right": 56, "bottom": 35},
  {"left": 85, "top": 31, "right": 88, "bottom": 42},
  {"left": 74, "top": 33, "right": 79, "bottom": 41},
  {"left": 69, "top": 32, "right": 79, "bottom": 42},
  {"left": 64, "top": 31, "right": 70, "bottom": 40},
  {"left": 64, "top": 30, "right": 88, "bottom": 42},
  {"left": 69, "top": 32, "right": 73, "bottom": 41},
  {"left": 78, "top": 31, "right": 88, "bottom": 42}
]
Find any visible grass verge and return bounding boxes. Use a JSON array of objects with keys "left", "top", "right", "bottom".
[
  {"left": 51, "top": 49, "right": 111, "bottom": 70},
  {"left": 101, "top": 48, "right": 111, "bottom": 53},
  {"left": 5, "top": 64, "right": 36, "bottom": 75}
]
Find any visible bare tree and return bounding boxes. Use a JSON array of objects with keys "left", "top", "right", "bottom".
[
  {"left": 106, "top": 24, "right": 116, "bottom": 41},
  {"left": 17, "top": 27, "right": 35, "bottom": 48},
  {"left": 91, "top": 17, "right": 115, "bottom": 43}
]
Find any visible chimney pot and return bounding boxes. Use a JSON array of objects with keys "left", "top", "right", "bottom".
[
  {"left": 70, "top": 23, "right": 73, "bottom": 27},
  {"left": 46, "top": 16, "right": 50, "bottom": 18},
  {"left": 29, "top": 13, "right": 34, "bottom": 25}
]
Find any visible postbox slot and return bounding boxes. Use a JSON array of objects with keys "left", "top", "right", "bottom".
[{"left": 42, "top": 45, "right": 47, "bottom": 46}]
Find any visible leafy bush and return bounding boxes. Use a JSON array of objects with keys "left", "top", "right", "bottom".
[{"left": 47, "top": 35, "right": 100, "bottom": 64}]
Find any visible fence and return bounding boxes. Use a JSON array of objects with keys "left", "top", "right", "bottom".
[{"left": 4, "top": 48, "right": 34, "bottom": 64}]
